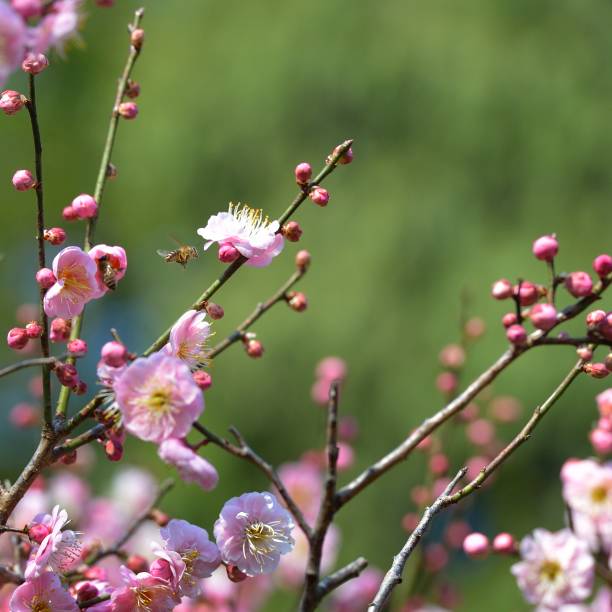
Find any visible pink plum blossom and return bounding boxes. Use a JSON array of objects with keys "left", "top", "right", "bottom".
[
  {"left": 597, "top": 389, "right": 612, "bottom": 419},
  {"left": 0, "top": 2, "right": 26, "bottom": 87},
  {"left": 114, "top": 352, "right": 204, "bottom": 444},
  {"left": 197, "top": 203, "right": 284, "bottom": 268},
  {"left": 166, "top": 309, "right": 211, "bottom": 368},
  {"left": 214, "top": 491, "right": 295, "bottom": 576},
  {"left": 43, "top": 246, "right": 102, "bottom": 318},
  {"left": 277, "top": 461, "right": 322, "bottom": 522},
  {"left": 150, "top": 544, "right": 186, "bottom": 595},
  {"left": 110, "top": 565, "right": 176, "bottom": 612},
  {"left": 29, "top": 0, "right": 82, "bottom": 56},
  {"left": 160, "top": 519, "right": 221, "bottom": 597},
  {"left": 158, "top": 438, "right": 218, "bottom": 491},
  {"left": 88, "top": 244, "right": 127, "bottom": 293},
  {"left": 10, "top": 571, "right": 79, "bottom": 612},
  {"left": 511, "top": 528, "right": 594, "bottom": 609}
]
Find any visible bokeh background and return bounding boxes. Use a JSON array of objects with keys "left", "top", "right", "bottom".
[{"left": 1, "top": 0, "right": 611, "bottom": 609}]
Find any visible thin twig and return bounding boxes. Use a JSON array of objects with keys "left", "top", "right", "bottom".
[
  {"left": 0, "top": 355, "right": 60, "bottom": 379},
  {"left": 79, "top": 594, "right": 111, "bottom": 609},
  {"left": 0, "top": 564, "right": 23, "bottom": 586},
  {"left": 316, "top": 557, "right": 369, "bottom": 599},
  {"left": 368, "top": 469, "right": 467, "bottom": 611},
  {"left": 52, "top": 423, "right": 107, "bottom": 459}
]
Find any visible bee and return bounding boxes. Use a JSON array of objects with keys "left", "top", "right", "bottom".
[
  {"left": 157, "top": 240, "right": 198, "bottom": 268},
  {"left": 97, "top": 255, "right": 118, "bottom": 291}
]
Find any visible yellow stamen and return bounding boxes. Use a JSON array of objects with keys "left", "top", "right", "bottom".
[{"left": 539, "top": 559, "right": 562, "bottom": 582}]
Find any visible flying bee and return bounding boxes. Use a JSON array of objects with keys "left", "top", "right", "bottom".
[
  {"left": 97, "top": 255, "right": 118, "bottom": 291},
  {"left": 157, "top": 240, "right": 198, "bottom": 268}
]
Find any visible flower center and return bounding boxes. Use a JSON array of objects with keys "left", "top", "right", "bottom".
[
  {"left": 539, "top": 559, "right": 562, "bottom": 582},
  {"left": 146, "top": 389, "right": 172, "bottom": 415},
  {"left": 30, "top": 597, "right": 51, "bottom": 612},
  {"left": 243, "top": 520, "right": 289, "bottom": 565},
  {"left": 58, "top": 264, "right": 92, "bottom": 300},
  {"left": 591, "top": 485, "right": 608, "bottom": 504},
  {"left": 229, "top": 203, "right": 272, "bottom": 237},
  {"left": 181, "top": 549, "right": 200, "bottom": 586}
]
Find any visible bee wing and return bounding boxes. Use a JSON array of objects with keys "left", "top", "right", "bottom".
[{"left": 156, "top": 249, "right": 172, "bottom": 258}]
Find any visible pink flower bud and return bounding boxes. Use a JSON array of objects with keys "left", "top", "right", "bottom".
[
  {"left": 72, "top": 380, "right": 88, "bottom": 395},
  {"left": 28, "top": 523, "right": 51, "bottom": 545},
  {"left": 287, "top": 291, "right": 308, "bottom": 312},
  {"left": 60, "top": 449, "right": 77, "bottom": 465},
  {"left": 101, "top": 341, "right": 128, "bottom": 367},
  {"left": 502, "top": 312, "right": 518, "bottom": 328},
  {"left": 12, "top": 169, "right": 35, "bottom": 191},
  {"left": 492, "top": 533, "right": 515, "bottom": 554},
  {"left": 590, "top": 428, "right": 612, "bottom": 454},
  {"left": 576, "top": 346, "right": 593, "bottom": 361},
  {"left": 491, "top": 279, "right": 513, "bottom": 300},
  {"left": 402, "top": 512, "right": 420, "bottom": 533},
  {"left": 126, "top": 555, "right": 148, "bottom": 574},
  {"left": 429, "top": 452, "right": 449, "bottom": 476},
  {"left": 309, "top": 186, "right": 329, "bottom": 206},
  {"left": 281, "top": 221, "right": 303, "bottom": 242},
  {"left": 439, "top": 344, "right": 465, "bottom": 369},
  {"left": 55, "top": 363, "right": 78, "bottom": 387},
  {"left": 331, "top": 144, "right": 353, "bottom": 165},
  {"left": 7, "top": 327, "right": 28, "bottom": 350},
  {"left": 506, "top": 324, "right": 527, "bottom": 345},
  {"left": 424, "top": 543, "right": 448, "bottom": 573},
  {"left": 0, "top": 90, "right": 25, "bottom": 115},
  {"left": 131, "top": 28, "right": 145, "bottom": 50},
  {"left": 245, "top": 339, "right": 264, "bottom": 358},
  {"left": 205, "top": 302, "right": 224, "bottom": 320},
  {"left": 71, "top": 194, "right": 98, "bottom": 219},
  {"left": 67, "top": 338, "right": 88, "bottom": 357},
  {"left": 338, "top": 415, "right": 359, "bottom": 441},
  {"left": 514, "top": 282, "right": 540, "bottom": 306},
  {"left": 337, "top": 442, "right": 354, "bottom": 471},
  {"left": 294, "top": 162, "right": 312, "bottom": 185},
  {"left": 465, "top": 316, "right": 486, "bottom": 338},
  {"left": 117, "top": 102, "right": 138, "bottom": 119},
  {"left": 22, "top": 53, "right": 48, "bottom": 75},
  {"left": 149, "top": 508, "right": 170, "bottom": 527},
  {"left": 565, "top": 271, "right": 593, "bottom": 298},
  {"left": 436, "top": 371, "right": 458, "bottom": 395},
  {"left": 104, "top": 438, "right": 123, "bottom": 461},
  {"left": 76, "top": 583, "right": 99, "bottom": 604},
  {"left": 445, "top": 520, "right": 471, "bottom": 549},
  {"left": 296, "top": 249, "right": 311, "bottom": 270},
  {"left": 10, "top": 402, "right": 38, "bottom": 428},
  {"left": 11, "top": 0, "right": 42, "bottom": 18},
  {"left": 62, "top": 205, "right": 78, "bottom": 221},
  {"left": 149, "top": 558, "right": 172, "bottom": 582},
  {"left": 50, "top": 318, "right": 71, "bottom": 343},
  {"left": 192, "top": 370, "right": 212, "bottom": 390},
  {"left": 226, "top": 564, "right": 247, "bottom": 583},
  {"left": 410, "top": 485, "right": 431, "bottom": 506},
  {"left": 25, "top": 321, "right": 43, "bottom": 339},
  {"left": 593, "top": 254, "right": 612, "bottom": 279},
  {"left": 529, "top": 303, "right": 557, "bottom": 331},
  {"left": 218, "top": 243, "right": 240, "bottom": 263},
  {"left": 125, "top": 79, "right": 140, "bottom": 99},
  {"left": 36, "top": 267, "right": 56, "bottom": 289},
  {"left": 586, "top": 310, "right": 606, "bottom": 328},
  {"left": 466, "top": 419, "right": 495, "bottom": 446},
  {"left": 532, "top": 235, "right": 558, "bottom": 262},
  {"left": 584, "top": 363, "right": 609, "bottom": 379},
  {"left": 463, "top": 532, "right": 489, "bottom": 558},
  {"left": 43, "top": 227, "right": 66, "bottom": 246}
]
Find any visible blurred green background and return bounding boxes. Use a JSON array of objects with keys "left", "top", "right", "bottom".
[{"left": 1, "top": 0, "right": 611, "bottom": 609}]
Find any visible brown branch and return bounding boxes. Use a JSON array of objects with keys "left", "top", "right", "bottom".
[
  {"left": 0, "top": 564, "right": 23, "bottom": 586},
  {"left": 316, "top": 557, "right": 369, "bottom": 600},
  {"left": 52, "top": 423, "right": 107, "bottom": 459},
  {"left": 0, "top": 355, "right": 61, "bottom": 379}
]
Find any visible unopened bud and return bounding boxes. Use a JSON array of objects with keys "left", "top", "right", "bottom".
[
  {"left": 529, "top": 303, "right": 557, "bottom": 331},
  {"left": 590, "top": 428, "right": 612, "bottom": 454},
  {"left": 35, "top": 267, "right": 56, "bottom": 289},
  {"left": 43, "top": 227, "right": 66, "bottom": 246},
  {"left": 25, "top": 321, "right": 43, "bottom": 339},
  {"left": 506, "top": 324, "right": 527, "bottom": 346},
  {"left": 117, "top": 102, "right": 138, "bottom": 120},
  {"left": 492, "top": 533, "right": 516, "bottom": 554},
  {"left": 226, "top": 564, "right": 248, "bottom": 583},
  {"left": 0, "top": 90, "right": 25, "bottom": 115},
  {"left": 22, "top": 53, "right": 48, "bottom": 75},
  {"left": 62, "top": 205, "right": 78, "bottom": 221},
  {"left": 76, "top": 583, "right": 99, "bottom": 603},
  {"left": 586, "top": 310, "right": 606, "bottom": 328},
  {"left": 131, "top": 28, "right": 145, "bottom": 49},
  {"left": 309, "top": 186, "right": 329, "bottom": 207},
  {"left": 106, "top": 163, "right": 118, "bottom": 179},
  {"left": 126, "top": 554, "right": 149, "bottom": 574},
  {"left": 28, "top": 523, "right": 51, "bottom": 544},
  {"left": 149, "top": 508, "right": 170, "bottom": 527},
  {"left": 245, "top": 339, "right": 264, "bottom": 358},
  {"left": 514, "top": 282, "right": 539, "bottom": 306},
  {"left": 12, "top": 169, "right": 35, "bottom": 191},
  {"left": 72, "top": 380, "right": 88, "bottom": 396},
  {"left": 192, "top": 370, "right": 212, "bottom": 390},
  {"left": 67, "top": 338, "right": 88, "bottom": 357},
  {"left": 436, "top": 371, "right": 458, "bottom": 395},
  {"left": 491, "top": 279, "right": 513, "bottom": 300},
  {"left": 584, "top": 363, "right": 609, "bottom": 379},
  {"left": 125, "top": 79, "right": 140, "bottom": 99},
  {"left": 532, "top": 235, "right": 558, "bottom": 262},
  {"left": 577, "top": 346, "right": 593, "bottom": 361},
  {"left": 104, "top": 439, "right": 123, "bottom": 461},
  {"left": 463, "top": 533, "right": 489, "bottom": 559},
  {"left": 294, "top": 162, "right": 312, "bottom": 185},
  {"left": 295, "top": 249, "right": 311, "bottom": 270},
  {"left": 101, "top": 341, "right": 128, "bottom": 367},
  {"left": 60, "top": 448, "right": 77, "bottom": 465},
  {"left": 55, "top": 363, "right": 79, "bottom": 387},
  {"left": 330, "top": 144, "right": 353, "bottom": 165},
  {"left": 71, "top": 194, "right": 98, "bottom": 220},
  {"left": 287, "top": 291, "right": 308, "bottom": 312},
  {"left": 218, "top": 243, "right": 240, "bottom": 263},
  {"left": 502, "top": 312, "right": 518, "bottom": 328},
  {"left": 7, "top": 327, "right": 28, "bottom": 350},
  {"left": 593, "top": 254, "right": 612, "bottom": 279},
  {"left": 281, "top": 221, "right": 302, "bottom": 242},
  {"left": 565, "top": 272, "right": 593, "bottom": 298},
  {"left": 465, "top": 317, "right": 486, "bottom": 338},
  {"left": 50, "top": 318, "right": 71, "bottom": 343},
  {"left": 205, "top": 302, "right": 224, "bottom": 320}
]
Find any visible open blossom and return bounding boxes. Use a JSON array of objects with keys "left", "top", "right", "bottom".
[
  {"left": 10, "top": 571, "right": 79, "bottom": 612},
  {"left": 511, "top": 528, "right": 594, "bottom": 610},
  {"left": 88, "top": 244, "right": 127, "bottom": 293},
  {"left": 160, "top": 519, "right": 221, "bottom": 597},
  {"left": 43, "top": 246, "right": 102, "bottom": 318},
  {"left": 214, "top": 492, "right": 294, "bottom": 576},
  {"left": 110, "top": 566, "right": 176, "bottom": 612},
  {"left": 114, "top": 352, "right": 204, "bottom": 443},
  {"left": 29, "top": 0, "right": 82, "bottom": 55},
  {"left": 597, "top": 389, "right": 612, "bottom": 419},
  {"left": 166, "top": 309, "right": 211, "bottom": 368},
  {"left": 197, "top": 203, "right": 284, "bottom": 268},
  {"left": 0, "top": 2, "right": 26, "bottom": 87},
  {"left": 158, "top": 438, "right": 218, "bottom": 491}
]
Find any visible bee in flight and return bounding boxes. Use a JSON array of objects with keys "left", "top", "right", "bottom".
[
  {"left": 157, "top": 239, "right": 199, "bottom": 268},
  {"left": 97, "top": 255, "right": 118, "bottom": 291}
]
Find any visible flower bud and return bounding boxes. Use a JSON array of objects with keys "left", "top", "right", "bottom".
[
  {"left": 12, "top": 169, "right": 35, "bottom": 191},
  {"left": 226, "top": 564, "right": 247, "bottom": 583},
  {"left": 205, "top": 302, "right": 224, "bottom": 320},
  {"left": 50, "top": 318, "right": 71, "bottom": 343},
  {"left": 590, "top": 428, "right": 612, "bottom": 454},
  {"left": 10, "top": 402, "right": 38, "bottom": 428},
  {"left": 309, "top": 186, "right": 329, "bottom": 206},
  {"left": 68, "top": 338, "right": 88, "bottom": 357},
  {"left": 331, "top": 144, "right": 353, "bottom": 165},
  {"left": 72, "top": 380, "right": 88, "bottom": 396},
  {"left": 192, "top": 370, "right": 212, "bottom": 390},
  {"left": 295, "top": 249, "right": 311, "bottom": 270},
  {"left": 62, "top": 205, "right": 78, "bottom": 221},
  {"left": 22, "top": 53, "right": 48, "bottom": 75},
  {"left": 576, "top": 346, "right": 593, "bottom": 361},
  {"left": 245, "top": 339, "right": 264, "bottom": 358},
  {"left": 586, "top": 310, "right": 606, "bottom": 328},
  {"left": 43, "top": 227, "right": 66, "bottom": 246},
  {"left": 593, "top": 254, "right": 612, "bottom": 279},
  {"left": 491, "top": 279, "right": 512, "bottom": 300},
  {"left": 583, "top": 363, "right": 609, "bottom": 379},
  {"left": 60, "top": 449, "right": 77, "bottom": 465},
  {"left": 605, "top": 353, "right": 612, "bottom": 372},
  {"left": 218, "top": 243, "right": 240, "bottom": 263},
  {"left": 463, "top": 532, "right": 489, "bottom": 559},
  {"left": 28, "top": 523, "right": 51, "bottom": 545},
  {"left": 0, "top": 90, "right": 25, "bottom": 115},
  {"left": 104, "top": 438, "right": 123, "bottom": 462},
  {"left": 529, "top": 303, "right": 557, "bottom": 331},
  {"left": 466, "top": 419, "right": 495, "bottom": 446},
  {"left": 125, "top": 79, "right": 140, "bottom": 99},
  {"left": 506, "top": 324, "right": 527, "bottom": 346},
  {"left": 532, "top": 235, "right": 558, "bottom": 262},
  {"left": 429, "top": 453, "right": 449, "bottom": 476},
  {"left": 106, "top": 163, "right": 118, "bottom": 179},
  {"left": 35, "top": 267, "right": 56, "bottom": 289},
  {"left": 25, "top": 321, "right": 43, "bottom": 339},
  {"left": 436, "top": 371, "right": 458, "bottom": 395},
  {"left": 126, "top": 554, "right": 148, "bottom": 574},
  {"left": 439, "top": 344, "right": 465, "bottom": 369},
  {"left": 149, "top": 558, "right": 172, "bottom": 582},
  {"left": 281, "top": 221, "right": 302, "bottom": 242},
  {"left": 294, "top": 162, "right": 312, "bottom": 185},
  {"left": 131, "top": 28, "right": 145, "bottom": 50},
  {"left": 7, "top": 327, "right": 28, "bottom": 350},
  {"left": 11, "top": 0, "right": 42, "bottom": 18},
  {"left": 149, "top": 508, "right": 170, "bottom": 527},
  {"left": 502, "top": 312, "right": 518, "bottom": 328},
  {"left": 565, "top": 272, "right": 593, "bottom": 298},
  {"left": 55, "top": 363, "right": 78, "bottom": 387},
  {"left": 117, "top": 101, "right": 138, "bottom": 119},
  {"left": 514, "top": 282, "right": 539, "bottom": 306},
  {"left": 492, "top": 533, "right": 515, "bottom": 554},
  {"left": 465, "top": 317, "right": 486, "bottom": 338},
  {"left": 71, "top": 194, "right": 98, "bottom": 219},
  {"left": 101, "top": 341, "right": 128, "bottom": 367},
  {"left": 76, "top": 583, "right": 99, "bottom": 604},
  {"left": 287, "top": 291, "right": 308, "bottom": 312}
]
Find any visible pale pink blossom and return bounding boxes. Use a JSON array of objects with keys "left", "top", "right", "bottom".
[
  {"left": 43, "top": 246, "right": 102, "bottom": 318},
  {"left": 150, "top": 544, "right": 186, "bottom": 594},
  {"left": 110, "top": 566, "right": 176, "bottom": 612},
  {"left": 158, "top": 439, "right": 218, "bottom": 491},
  {"left": 0, "top": 2, "right": 26, "bottom": 87},
  {"left": 214, "top": 491, "right": 295, "bottom": 576},
  {"left": 166, "top": 309, "right": 211, "bottom": 368},
  {"left": 10, "top": 571, "right": 79, "bottom": 612},
  {"left": 511, "top": 528, "right": 594, "bottom": 610},
  {"left": 197, "top": 203, "right": 284, "bottom": 268},
  {"left": 277, "top": 461, "right": 322, "bottom": 522},
  {"left": 160, "top": 519, "right": 221, "bottom": 597},
  {"left": 200, "top": 567, "right": 272, "bottom": 612},
  {"left": 88, "top": 244, "right": 127, "bottom": 293},
  {"left": 110, "top": 467, "right": 157, "bottom": 517},
  {"left": 48, "top": 473, "right": 91, "bottom": 524},
  {"left": 114, "top": 352, "right": 204, "bottom": 443},
  {"left": 597, "top": 389, "right": 612, "bottom": 419},
  {"left": 96, "top": 359, "right": 127, "bottom": 389},
  {"left": 332, "top": 568, "right": 384, "bottom": 612},
  {"left": 29, "top": 0, "right": 82, "bottom": 56}
]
